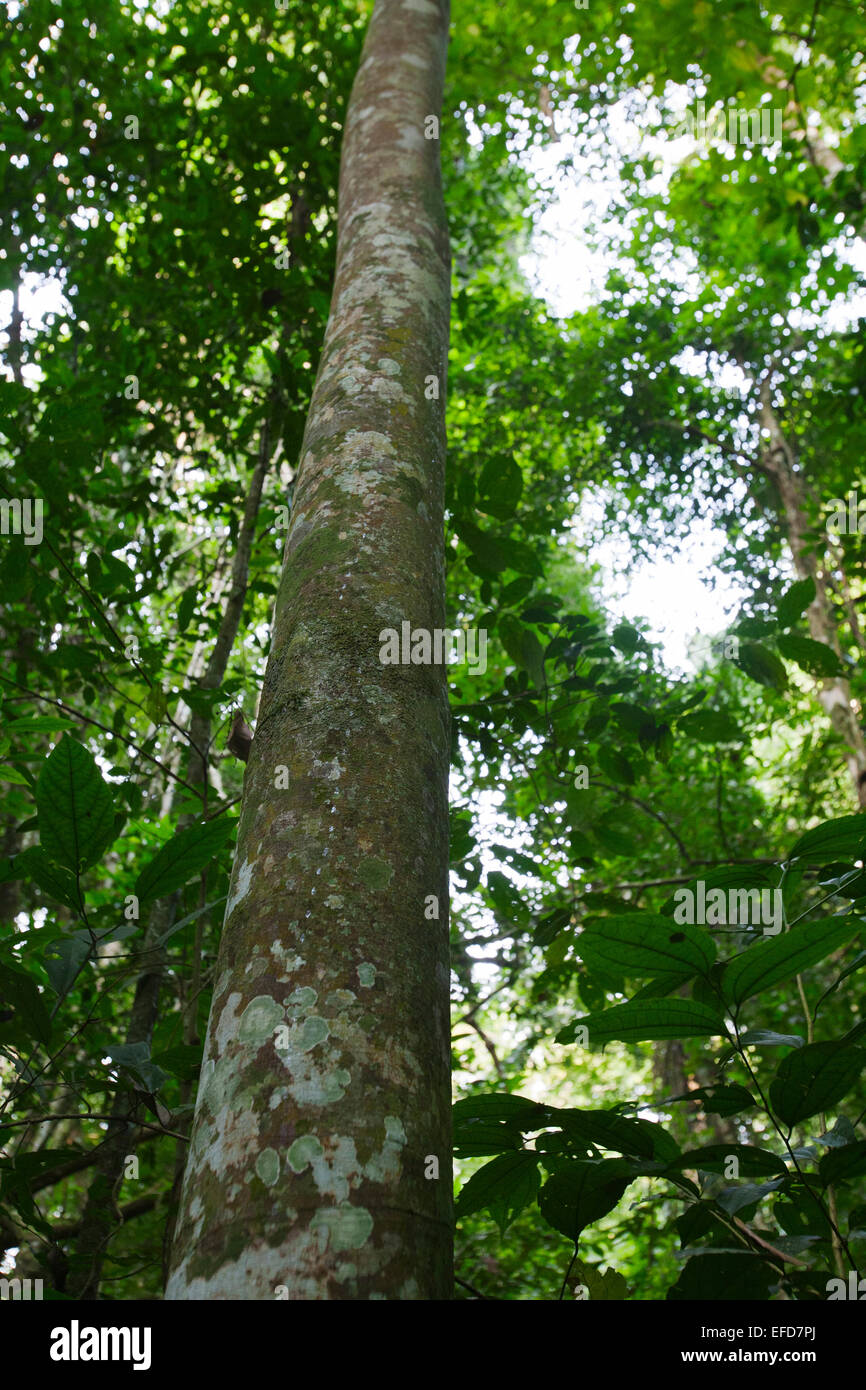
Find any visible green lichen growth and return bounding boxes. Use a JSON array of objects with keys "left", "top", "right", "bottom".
[
  {"left": 238, "top": 995, "right": 285, "bottom": 1043},
  {"left": 255, "top": 1148, "right": 280, "bottom": 1186},
  {"left": 310, "top": 1202, "right": 374, "bottom": 1252},
  {"left": 286, "top": 986, "right": 318, "bottom": 1012},
  {"left": 299, "top": 1016, "right": 330, "bottom": 1051},
  {"left": 288, "top": 1134, "right": 324, "bottom": 1172},
  {"left": 358, "top": 857, "right": 393, "bottom": 890}
]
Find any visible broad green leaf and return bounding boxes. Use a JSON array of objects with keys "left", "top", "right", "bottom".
[
  {"left": 677, "top": 710, "right": 742, "bottom": 743},
  {"left": 135, "top": 816, "right": 237, "bottom": 903},
  {"left": 665, "top": 1144, "right": 788, "bottom": 1177},
  {"left": 777, "top": 633, "right": 847, "bottom": 678},
  {"left": 43, "top": 936, "right": 91, "bottom": 997},
  {"left": 0, "top": 963, "right": 52, "bottom": 1045},
  {"left": 106, "top": 1041, "right": 168, "bottom": 1094},
  {"left": 597, "top": 747, "right": 636, "bottom": 784},
  {"left": 716, "top": 1178, "right": 786, "bottom": 1217},
  {"left": 568, "top": 1257, "right": 628, "bottom": 1300},
  {"left": 557, "top": 998, "right": 728, "bottom": 1047},
  {"left": 661, "top": 865, "right": 776, "bottom": 917},
  {"left": 609, "top": 701, "right": 655, "bottom": 739},
  {"left": 668, "top": 1084, "right": 757, "bottom": 1116},
  {"left": 558, "top": 1108, "right": 680, "bottom": 1161},
  {"left": 538, "top": 1158, "right": 638, "bottom": 1241},
  {"left": 739, "top": 1029, "right": 804, "bottom": 1049},
  {"left": 721, "top": 917, "right": 863, "bottom": 1007},
  {"left": 610, "top": 624, "right": 643, "bottom": 654},
  {"left": 177, "top": 587, "right": 198, "bottom": 634},
  {"left": 819, "top": 1141, "right": 866, "bottom": 1186},
  {"left": 498, "top": 615, "right": 545, "bottom": 687},
  {"left": 478, "top": 453, "right": 523, "bottom": 519},
  {"left": 36, "top": 736, "right": 116, "bottom": 873},
  {"left": 814, "top": 950, "right": 866, "bottom": 1016},
  {"left": 788, "top": 813, "right": 866, "bottom": 864},
  {"left": 668, "top": 1254, "right": 777, "bottom": 1300},
  {"left": 0, "top": 766, "right": 32, "bottom": 786},
  {"left": 5, "top": 716, "right": 78, "bottom": 734},
  {"left": 522, "top": 630, "right": 546, "bottom": 689},
  {"left": 485, "top": 869, "right": 528, "bottom": 922},
  {"left": 453, "top": 1124, "right": 523, "bottom": 1157},
  {"left": 453, "top": 1093, "right": 549, "bottom": 1129},
  {"left": 770, "top": 1043, "right": 866, "bottom": 1127},
  {"left": 13, "top": 847, "right": 81, "bottom": 913},
  {"left": 455, "top": 1150, "right": 540, "bottom": 1232},
  {"left": 734, "top": 641, "right": 788, "bottom": 691},
  {"left": 155, "top": 896, "right": 228, "bottom": 947},
  {"left": 776, "top": 576, "right": 816, "bottom": 627},
  {"left": 577, "top": 913, "right": 716, "bottom": 982},
  {"left": 459, "top": 519, "right": 510, "bottom": 574}
]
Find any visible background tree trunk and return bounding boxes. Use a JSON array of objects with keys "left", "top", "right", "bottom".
[
  {"left": 757, "top": 380, "right": 866, "bottom": 806},
  {"left": 166, "top": 0, "right": 453, "bottom": 1301}
]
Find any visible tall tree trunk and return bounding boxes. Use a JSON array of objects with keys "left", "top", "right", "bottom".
[
  {"left": 166, "top": 0, "right": 453, "bottom": 1302},
  {"left": 757, "top": 380, "right": 866, "bottom": 805}
]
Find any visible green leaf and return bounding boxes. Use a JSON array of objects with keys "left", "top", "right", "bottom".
[
  {"left": 0, "top": 962, "right": 52, "bottom": 1045},
  {"left": 177, "top": 587, "right": 198, "bottom": 634},
  {"left": 155, "top": 895, "right": 228, "bottom": 947},
  {"left": 669, "top": 1084, "right": 757, "bottom": 1116},
  {"left": 667, "top": 1253, "right": 777, "bottom": 1300},
  {"left": 788, "top": 813, "right": 866, "bottom": 864},
  {"left": 459, "top": 519, "right": 510, "bottom": 574},
  {"left": 654, "top": 722, "right": 674, "bottom": 761},
  {"left": 36, "top": 735, "right": 116, "bottom": 873},
  {"left": 477, "top": 453, "right": 523, "bottom": 519},
  {"left": 677, "top": 710, "right": 743, "bottom": 743},
  {"left": 455, "top": 1150, "right": 540, "bottom": 1232},
  {"left": 814, "top": 950, "right": 866, "bottom": 1016},
  {"left": 777, "top": 576, "right": 816, "bottom": 628},
  {"left": 610, "top": 623, "right": 643, "bottom": 654},
  {"left": 558, "top": 1108, "right": 680, "bottom": 1161},
  {"left": 577, "top": 913, "right": 716, "bottom": 982},
  {"left": 522, "top": 630, "right": 546, "bottom": 689},
  {"left": 485, "top": 870, "right": 529, "bottom": 923},
  {"left": 777, "top": 633, "right": 847, "bottom": 678},
  {"left": 0, "top": 765, "right": 32, "bottom": 786},
  {"left": 665, "top": 1144, "right": 788, "bottom": 1177},
  {"left": 819, "top": 1141, "right": 866, "bottom": 1186},
  {"left": 609, "top": 702, "right": 655, "bottom": 739},
  {"left": 770, "top": 1043, "right": 866, "bottom": 1127},
  {"left": 596, "top": 747, "right": 636, "bottom": 784},
  {"left": 5, "top": 716, "right": 78, "bottom": 735},
  {"left": 453, "top": 1092, "right": 549, "bottom": 1129},
  {"left": 135, "top": 817, "right": 237, "bottom": 903},
  {"left": 538, "top": 1158, "right": 637, "bottom": 1241},
  {"left": 568, "top": 1257, "right": 628, "bottom": 1300},
  {"left": 13, "top": 847, "right": 81, "bottom": 913},
  {"left": 43, "top": 936, "right": 91, "bottom": 997},
  {"left": 106, "top": 1041, "right": 168, "bottom": 1094},
  {"left": 720, "top": 917, "right": 863, "bottom": 1007},
  {"left": 151, "top": 1042, "right": 203, "bottom": 1084},
  {"left": 498, "top": 615, "right": 546, "bottom": 687},
  {"left": 661, "top": 865, "right": 775, "bottom": 917},
  {"left": 739, "top": 1029, "right": 804, "bottom": 1049},
  {"left": 453, "top": 1124, "right": 523, "bottom": 1157},
  {"left": 557, "top": 998, "right": 728, "bottom": 1047},
  {"left": 734, "top": 641, "right": 788, "bottom": 691}
]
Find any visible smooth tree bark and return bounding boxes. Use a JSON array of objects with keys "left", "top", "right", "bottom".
[
  {"left": 757, "top": 380, "right": 866, "bottom": 807},
  {"left": 166, "top": 0, "right": 452, "bottom": 1300}
]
